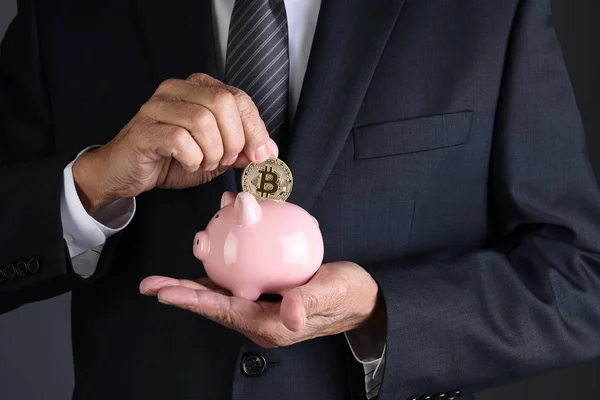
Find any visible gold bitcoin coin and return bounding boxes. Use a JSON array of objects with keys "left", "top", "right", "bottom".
[{"left": 241, "top": 157, "right": 293, "bottom": 202}]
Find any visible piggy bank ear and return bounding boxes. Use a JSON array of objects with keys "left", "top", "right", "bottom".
[
  {"left": 234, "top": 192, "right": 262, "bottom": 226},
  {"left": 221, "top": 192, "right": 236, "bottom": 209}
]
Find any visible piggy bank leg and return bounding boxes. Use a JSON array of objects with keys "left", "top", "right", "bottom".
[{"left": 232, "top": 287, "right": 261, "bottom": 302}]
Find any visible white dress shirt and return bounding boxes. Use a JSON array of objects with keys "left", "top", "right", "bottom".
[{"left": 60, "top": 1, "right": 384, "bottom": 397}]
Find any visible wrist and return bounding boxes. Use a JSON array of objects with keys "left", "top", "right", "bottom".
[
  {"left": 73, "top": 148, "right": 119, "bottom": 215},
  {"left": 355, "top": 288, "right": 386, "bottom": 336},
  {"left": 345, "top": 286, "right": 387, "bottom": 360}
]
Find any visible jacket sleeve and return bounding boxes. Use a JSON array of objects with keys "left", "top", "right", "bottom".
[
  {"left": 371, "top": 0, "right": 600, "bottom": 398},
  {"left": 0, "top": 0, "right": 117, "bottom": 314}
]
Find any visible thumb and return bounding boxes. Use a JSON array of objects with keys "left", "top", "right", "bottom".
[
  {"left": 280, "top": 285, "right": 322, "bottom": 332},
  {"left": 280, "top": 288, "right": 306, "bottom": 332},
  {"left": 233, "top": 138, "right": 278, "bottom": 169}
]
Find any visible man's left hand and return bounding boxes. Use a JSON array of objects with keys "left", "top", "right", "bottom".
[{"left": 140, "top": 261, "right": 383, "bottom": 348}]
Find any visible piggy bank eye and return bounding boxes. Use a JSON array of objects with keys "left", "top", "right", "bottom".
[{"left": 215, "top": 214, "right": 220, "bottom": 219}]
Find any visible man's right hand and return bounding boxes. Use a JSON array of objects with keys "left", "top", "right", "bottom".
[{"left": 73, "top": 73, "right": 278, "bottom": 214}]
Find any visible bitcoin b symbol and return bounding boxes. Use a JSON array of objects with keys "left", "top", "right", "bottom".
[
  {"left": 241, "top": 157, "right": 293, "bottom": 202},
  {"left": 256, "top": 167, "right": 279, "bottom": 198}
]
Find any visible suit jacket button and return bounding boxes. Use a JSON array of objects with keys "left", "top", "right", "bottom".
[
  {"left": 15, "top": 262, "right": 28, "bottom": 277},
  {"left": 419, "top": 396, "right": 433, "bottom": 400},
  {"left": 3, "top": 265, "right": 16, "bottom": 280},
  {"left": 241, "top": 353, "right": 267, "bottom": 376},
  {"left": 406, "top": 398, "right": 418, "bottom": 400},
  {"left": 434, "top": 393, "right": 448, "bottom": 399},
  {"left": 27, "top": 258, "right": 40, "bottom": 274},
  {"left": 447, "top": 390, "right": 463, "bottom": 399}
]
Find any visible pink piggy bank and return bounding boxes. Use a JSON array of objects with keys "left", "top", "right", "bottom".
[{"left": 193, "top": 191, "right": 324, "bottom": 301}]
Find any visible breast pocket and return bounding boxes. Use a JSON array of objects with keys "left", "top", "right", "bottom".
[
  {"left": 333, "top": 111, "right": 475, "bottom": 263},
  {"left": 352, "top": 111, "right": 473, "bottom": 159}
]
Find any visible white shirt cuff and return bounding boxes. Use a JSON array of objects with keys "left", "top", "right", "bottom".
[
  {"left": 345, "top": 332, "right": 386, "bottom": 399},
  {"left": 60, "top": 146, "right": 135, "bottom": 277}
]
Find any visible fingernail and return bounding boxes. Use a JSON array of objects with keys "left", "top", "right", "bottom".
[
  {"left": 254, "top": 145, "right": 269, "bottom": 162},
  {"left": 208, "top": 163, "right": 219, "bottom": 171},
  {"left": 223, "top": 155, "right": 238, "bottom": 166}
]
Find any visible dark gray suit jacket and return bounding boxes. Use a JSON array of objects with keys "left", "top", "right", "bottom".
[{"left": 1, "top": 0, "right": 600, "bottom": 399}]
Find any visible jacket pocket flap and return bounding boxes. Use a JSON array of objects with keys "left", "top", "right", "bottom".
[{"left": 353, "top": 111, "right": 473, "bottom": 159}]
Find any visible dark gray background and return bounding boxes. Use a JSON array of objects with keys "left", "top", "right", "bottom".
[{"left": 0, "top": 1, "right": 598, "bottom": 399}]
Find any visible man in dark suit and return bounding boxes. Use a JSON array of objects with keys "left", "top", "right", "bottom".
[{"left": 1, "top": 0, "right": 600, "bottom": 399}]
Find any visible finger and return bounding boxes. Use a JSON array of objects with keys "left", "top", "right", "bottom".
[
  {"left": 140, "top": 275, "right": 208, "bottom": 296},
  {"left": 156, "top": 77, "right": 245, "bottom": 166},
  {"left": 203, "top": 89, "right": 245, "bottom": 166},
  {"left": 231, "top": 152, "right": 252, "bottom": 169},
  {"left": 253, "top": 300, "right": 303, "bottom": 346},
  {"left": 143, "top": 100, "right": 224, "bottom": 171},
  {"left": 156, "top": 77, "right": 276, "bottom": 164},
  {"left": 157, "top": 286, "right": 279, "bottom": 332},
  {"left": 228, "top": 138, "right": 276, "bottom": 169},
  {"left": 279, "top": 266, "right": 347, "bottom": 331},
  {"left": 140, "top": 123, "right": 204, "bottom": 173},
  {"left": 184, "top": 105, "right": 223, "bottom": 171},
  {"left": 157, "top": 286, "right": 224, "bottom": 313},
  {"left": 196, "top": 277, "right": 233, "bottom": 296},
  {"left": 155, "top": 76, "right": 225, "bottom": 104},
  {"left": 227, "top": 88, "right": 271, "bottom": 163},
  {"left": 157, "top": 286, "right": 249, "bottom": 329},
  {"left": 268, "top": 138, "right": 279, "bottom": 158},
  {"left": 158, "top": 286, "right": 301, "bottom": 347},
  {"left": 157, "top": 286, "right": 208, "bottom": 313},
  {"left": 228, "top": 143, "right": 275, "bottom": 169},
  {"left": 279, "top": 288, "right": 308, "bottom": 332},
  {"left": 185, "top": 72, "right": 225, "bottom": 87}
]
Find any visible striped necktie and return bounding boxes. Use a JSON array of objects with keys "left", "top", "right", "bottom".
[{"left": 225, "top": 0, "right": 290, "bottom": 143}]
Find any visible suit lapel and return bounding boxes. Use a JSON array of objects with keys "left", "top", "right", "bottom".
[
  {"left": 133, "top": 0, "right": 238, "bottom": 200},
  {"left": 285, "top": 0, "right": 407, "bottom": 211}
]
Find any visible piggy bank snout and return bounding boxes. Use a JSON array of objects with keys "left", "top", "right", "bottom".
[{"left": 193, "top": 231, "right": 210, "bottom": 260}]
